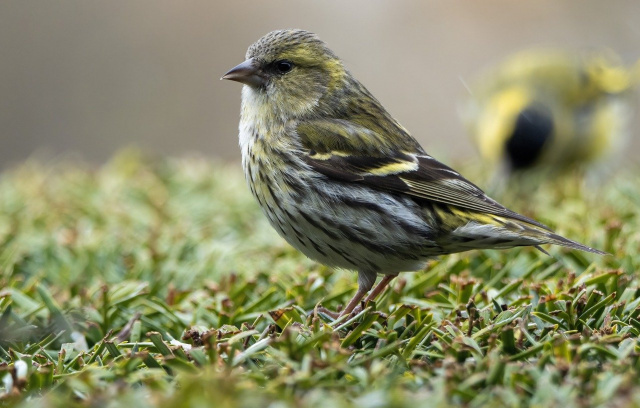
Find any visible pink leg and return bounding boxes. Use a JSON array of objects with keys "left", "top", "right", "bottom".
[
  {"left": 316, "top": 274, "right": 398, "bottom": 319},
  {"left": 363, "top": 274, "right": 397, "bottom": 304},
  {"left": 338, "top": 285, "right": 370, "bottom": 317},
  {"left": 340, "top": 274, "right": 398, "bottom": 317},
  {"left": 350, "top": 274, "right": 398, "bottom": 316}
]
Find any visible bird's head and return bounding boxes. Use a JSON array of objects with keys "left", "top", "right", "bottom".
[
  {"left": 222, "top": 29, "right": 346, "bottom": 120},
  {"left": 585, "top": 54, "right": 632, "bottom": 95}
]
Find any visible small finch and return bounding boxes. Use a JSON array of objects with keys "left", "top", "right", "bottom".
[
  {"left": 462, "top": 49, "right": 638, "bottom": 175},
  {"left": 222, "top": 30, "right": 605, "bottom": 317}
]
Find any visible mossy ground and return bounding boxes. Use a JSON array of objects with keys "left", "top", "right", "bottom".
[{"left": 1, "top": 151, "right": 639, "bottom": 407}]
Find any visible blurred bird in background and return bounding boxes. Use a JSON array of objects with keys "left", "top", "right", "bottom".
[{"left": 462, "top": 50, "right": 640, "bottom": 181}]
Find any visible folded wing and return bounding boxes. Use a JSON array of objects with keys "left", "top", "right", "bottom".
[{"left": 298, "top": 118, "right": 551, "bottom": 230}]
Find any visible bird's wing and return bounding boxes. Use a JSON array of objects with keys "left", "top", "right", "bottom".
[{"left": 298, "top": 119, "right": 552, "bottom": 230}]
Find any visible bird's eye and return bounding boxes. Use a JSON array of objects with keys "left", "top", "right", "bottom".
[{"left": 275, "top": 60, "right": 293, "bottom": 74}]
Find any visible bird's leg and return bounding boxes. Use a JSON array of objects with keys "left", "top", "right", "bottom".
[
  {"left": 314, "top": 305, "right": 341, "bottom": 319},
  {"left": 315, "top": 272, "right": 389, "bottom": 320},
  {"left": 313, "top": 284, "right": 371, "bottom": 320},
  {"left": 338, "top": 285, "right": 371, "bottom": 317},
  {"left": 337, "top": 271, "right": 377, "bottom": 317},
  {"left": 351, "top": 274, "right": 398, "bottom": 315},
  {"left": 363, "top": 274, "right": 398, "bottom": 304}
]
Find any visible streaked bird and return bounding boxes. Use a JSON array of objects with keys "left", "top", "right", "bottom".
[
  {"left": 222, "top": 30, "right": 606, "bottom": 317},
  {"left": 462, "top": 49, "right": 638, "bottom": 175}
]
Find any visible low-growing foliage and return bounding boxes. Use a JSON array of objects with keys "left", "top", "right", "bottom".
[{"left": 0, "top": 151, "right": 639, "bottom": 407}]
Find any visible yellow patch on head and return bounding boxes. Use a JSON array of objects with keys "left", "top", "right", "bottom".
[
  {"left": 277, "top": 44, "right": 345, "bottom": 90},
  {"left": 324, "top": 59, "right": 345, "bottom": 91},
  {"left": 278, "top": 47, "right": 317, "bottom": 64},
  {"left": 588, "top": 56, "right": 632, "bottom": 94}
]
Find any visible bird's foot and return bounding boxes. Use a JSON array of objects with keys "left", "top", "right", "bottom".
[
  {"left": 350, "top": 302, "right": 388, "bottom": 319},
  {"left": 313, "top": 305, "right": 364, "bottom": 321},
  {"left": 313, "top": 305, "right": 341, "bottom": 320}
]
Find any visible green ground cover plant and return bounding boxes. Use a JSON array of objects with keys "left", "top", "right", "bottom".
[{"left": 1, "top": 151, "right": 639, "bottom": 407}]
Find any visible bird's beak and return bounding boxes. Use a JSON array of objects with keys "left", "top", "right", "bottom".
[{"left": 221, "top": 58, "right": 265, "bottom": 88}]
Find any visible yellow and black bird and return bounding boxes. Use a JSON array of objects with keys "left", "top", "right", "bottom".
[
  {"left": 222, "top": 31, "right": 606, "bottom": 317},
  {"left": 462, "top": 49, "right": 639, "bottom": 176}
]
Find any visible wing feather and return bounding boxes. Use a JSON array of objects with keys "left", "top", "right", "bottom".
[{"left": 298, "top": 119, "right": 551, "bottom": 230}]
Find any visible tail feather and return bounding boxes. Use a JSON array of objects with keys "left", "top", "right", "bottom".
[
  {"left": 545, "top": 231, "right": 608, "bottom": 255},
  {"left": 534, "top": 245, "right": 550, "bottom": 256},
  {"left": 515, "top": 217, "right": 608, "bottom": 255},
  {"left": 488, "top": 214, "right": 609, "bottom": 255},
  {"left": 448, "top": 211, "right": 608, "bottom": 256}
]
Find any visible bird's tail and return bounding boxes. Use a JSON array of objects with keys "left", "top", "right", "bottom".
[
  {"left": 505, "top": 214, "right": 608, "bottom": 255},
  {"left": 479, "top": 212, "right": 609, "bottom": 255},
  {"left": 542, "top": 230, "right": 608, "bottom": 255},
  {"left": 497, "top": 207, "right": 609, "bottom": 255},
  {"left": 442, "top": 209, "right": 608, "bottom": 256}
]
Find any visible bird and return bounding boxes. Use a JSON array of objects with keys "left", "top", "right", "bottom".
[
  {"left": 462, "top": 49, "right": 638, "bottom": 176},
  {"left": 222, "top": 30, "right": 606, "bottom": 318}
]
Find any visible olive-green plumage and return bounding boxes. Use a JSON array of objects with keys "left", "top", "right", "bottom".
[{"left": 223, "top": 30, "right": 606, "bottom": 317}]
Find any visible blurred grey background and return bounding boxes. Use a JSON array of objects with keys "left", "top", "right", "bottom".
[{"left": 1, "top": 0, "right": 638, "bottom": 167}]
